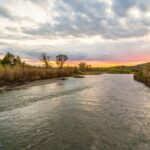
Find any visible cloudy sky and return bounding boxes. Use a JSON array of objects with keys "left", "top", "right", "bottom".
[{"left": 0, "top": 0, "right": 150, "bottom": 66}]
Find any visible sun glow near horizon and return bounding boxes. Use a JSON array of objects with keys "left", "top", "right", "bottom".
[{"left": 21, "top": 58, "right": 150, "bottom": 68}]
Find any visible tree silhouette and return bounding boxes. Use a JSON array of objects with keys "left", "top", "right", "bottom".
[
  {"left": 2, "top": 52, "right": 15, "bottom": 65},
  {"left": 40, "top": 53, "right": 51, "bottom": 68},
  {"left": 56, "top": 54, "right": 68, "bottom": 68}
]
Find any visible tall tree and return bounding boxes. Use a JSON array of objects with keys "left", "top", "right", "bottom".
[
  {"left": 2, "top": 52, "right": 15, "bottom": 65},
  {"left": 40, "top": 53, "right": 51, "bottom": 68},
  {"left": 56, "top": 54, "right": 68, "bottom": 69}
]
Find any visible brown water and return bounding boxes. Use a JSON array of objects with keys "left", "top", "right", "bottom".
[{"left": 0, "top": 74, "right": 150, "bottom": 150}]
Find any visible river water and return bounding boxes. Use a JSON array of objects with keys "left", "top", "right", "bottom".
[{"left": 0, "top": 74, "right": 150, "bottom": 150}]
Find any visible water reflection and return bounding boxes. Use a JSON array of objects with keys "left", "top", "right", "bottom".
[{"left": 0, "top": 74, "right": 150, "bottom": 150}]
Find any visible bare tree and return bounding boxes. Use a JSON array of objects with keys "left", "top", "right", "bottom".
[
  {"left": 40, "top": 53, "right": 51, "bottom": 68},
  {"left": 56, "top": 54, "right": 68, "bottom": 69}
]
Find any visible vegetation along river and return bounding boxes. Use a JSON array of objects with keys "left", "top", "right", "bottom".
[{"left": 0, "top": 74, "right": 150, "bottom": 150}]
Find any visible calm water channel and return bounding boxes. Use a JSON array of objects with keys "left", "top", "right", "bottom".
[{"left": 0, "top": 74, "right": 150, "bottom": 150}]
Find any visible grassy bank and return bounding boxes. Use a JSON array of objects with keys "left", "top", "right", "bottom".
[
  {"left": 0, "top": 65, "right": 113, "bottom": 87},
  {"left": 0, "top": 65, "right": 77, "bottom": 87},
  {"left": 133, "top": 63, "right": 150, "bottom": 87},
  {"left": 134, "top": 72, "right": 150, "bottom": 87}
]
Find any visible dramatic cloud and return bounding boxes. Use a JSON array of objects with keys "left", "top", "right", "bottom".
[
  {"left": 113, "top": 0, "right": 150, "bottom": 16},
  {"left": 0, "top": 6, "right": 14, "bottom": 19},
  {"left": 0, "top": 0, "right": 150, "bottom": 66}
]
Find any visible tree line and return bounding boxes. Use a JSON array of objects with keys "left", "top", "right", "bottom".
[
  {"left": 0, "top": 52, "right": 23, "bottom": 66},
  {"left": 0, "top": 52, "right": 69, "bottom": 69},
  {"left": 0, "top": 52, "right": 93, "bottom": 86},
  {"left": 40, "top": 53, "right": 94, "bottom": 71},
  {"left": 0, "top": 52, "right": 92, "bottom": 71}
]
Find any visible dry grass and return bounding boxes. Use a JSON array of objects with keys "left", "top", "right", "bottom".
[
  {"left": 0, "top": 65, "right": 77, "bottom": 86},
  {"left": 134, "top": 64, "right": 150, "bottom": 87}
]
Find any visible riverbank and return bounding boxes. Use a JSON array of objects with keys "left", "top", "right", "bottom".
[
  {"left": 133, "top": 63, "right": 150, "bottom": 87},
  {"left": 134, "top": 72, "right": 150, "bottom": 87},
  {"left": 0, "top": 78, "right": 66, "bottom": 91},
  {"left": 0, "top": 65, "right": 78, "bottom": 88},
  {"left": 0, "top": 65, "right": 104, "bottom": 89},
  {"left": 1, "top": 63, "right": 149, "bottom": 90}
]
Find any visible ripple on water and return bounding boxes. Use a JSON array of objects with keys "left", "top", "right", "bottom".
[{"left": 0, "top": 74, "right": 150, "bottom": 150}]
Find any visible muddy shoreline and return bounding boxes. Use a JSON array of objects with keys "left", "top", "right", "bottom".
[{"left": 0, "top": 78, "right": 66, "bottom": 91}]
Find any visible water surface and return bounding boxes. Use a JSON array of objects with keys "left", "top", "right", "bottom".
[{"left": 0, "top": 74, "right": 150, "bottom": 150}]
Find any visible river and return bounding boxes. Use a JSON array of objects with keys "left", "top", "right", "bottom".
[{"left": 0, "top": 74, "right": 150, "bottom": 150}]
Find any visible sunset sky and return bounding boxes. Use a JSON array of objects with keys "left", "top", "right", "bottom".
[{"left": 0, "top": 0, "right": 150, "bottom": 67}]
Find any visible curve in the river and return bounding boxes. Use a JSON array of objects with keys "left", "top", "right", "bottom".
[{"left": 0, "top": 74, "right": 150, "bottom": 150}]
